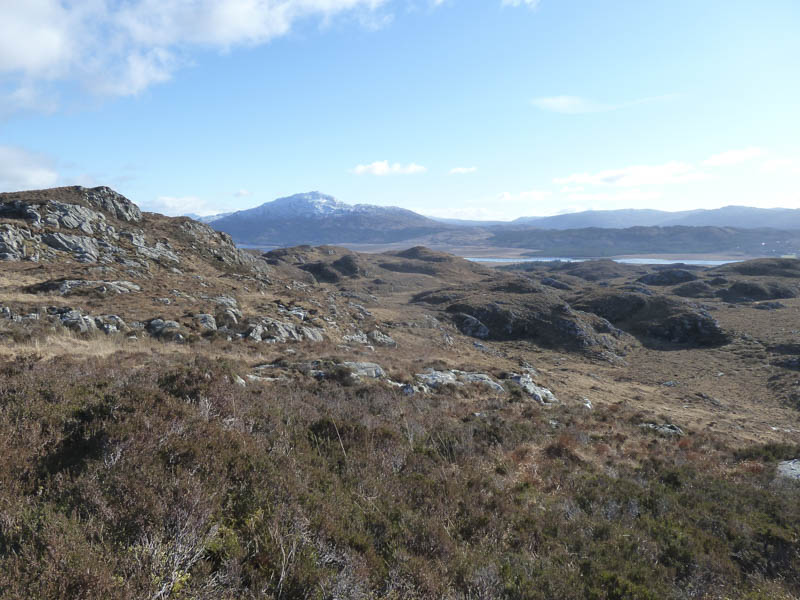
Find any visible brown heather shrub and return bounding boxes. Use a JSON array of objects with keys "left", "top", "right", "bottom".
[{"left": 0, "top": 352, "right": 798, "bottom": 599}]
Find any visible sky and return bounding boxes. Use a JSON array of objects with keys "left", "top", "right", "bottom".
[{"left": 1, "top": 0, "right": 799, "bottom": 221}]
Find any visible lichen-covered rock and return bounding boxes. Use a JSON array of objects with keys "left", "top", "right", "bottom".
[
  {"left": 42, "top": 232, "right": 100, "bottom": 262},
  {"left": 28, "top": 279, "right": 140, "bottom": 296},
  {"left": 246, "top": 318, "right": 324, "bottom": 343},
  {"left": 343, "top": 362, "right": 386, "bottom": 379},
  {"left": 194, "top": 314, "right": 218, "bottom": 331},
  {"left": 0, "top": 224, "right": 35, "bottom": 261},
  {"left": 415, "top": 369, "right": 505, "bottom": 394},
  {"left": 508, "top": 373, "right": 558, "bottom": 405},
  {"left": 84, "top": 186, "right": 142, "bottom": 223},
  {"left": 367, "top": 329, "right": 396, "bottom": 347}
]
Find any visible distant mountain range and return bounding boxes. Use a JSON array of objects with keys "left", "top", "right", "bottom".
[
  {"left": 188, "top": 193, "right": 800, "bottom": 256},
  {"left": 204, "top": 192, "right": 449, "bottom": 246},
  {"left": 509, "top": 206, "right": 800, "bottom": 230}
]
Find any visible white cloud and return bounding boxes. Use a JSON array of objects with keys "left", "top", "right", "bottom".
[
  {"left": 449, "top": 166, "right": 477, "bottom": 175},
  {"left": 0, "top": 0, "right": 389, "bottom": 106},
  {"left": 502, "top": 0, "right": 541, "bottom": 8},
  {"left": 703, "top": 147, "right": 765, "bottom": 167},
  {"left": 145, "top": 195, "right": 222, "bottom": 217},
  {"left": 352, "top": 160, "right": 427, "bottom": 175},
  {"left": 0, "top": 146, "right": 59, "bottom": 191},
  {"left": 532, "top": 94, "right": 675, "bottom": 115},
  {"left": 234, "top": 189, "right": 252, "bottom": 197},
  {"left": 555, "top": 161, "right": 707, "bottom": 187}
]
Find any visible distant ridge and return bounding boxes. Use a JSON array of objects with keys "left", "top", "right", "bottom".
[
  {"left": 209, "top": 191, "right": 450, "bottom": 245},
  {"left": 511, "top": 206, "right": 800, "bottom": 230}
]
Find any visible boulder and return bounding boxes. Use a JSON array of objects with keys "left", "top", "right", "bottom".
[
  {"left": 195, "top": 314, "right": 217, "bottom": 331},
  {"left": 415, "top": 369, "right": 505, "bottom": 394},
  {"left": 342, "top": 362, "right": 386, "bottom": 379},
  {"left": 94, "top": 314, "right": 128, "bottom": 334},
  {"left": 508, "top": 373, "right": 558, "bottom": 405},
  {"left": 367, "top": 329, "right": 397, "bottom": 347},
  {"left": 640, "top": 423, "right": 684, "bottom": 437}
]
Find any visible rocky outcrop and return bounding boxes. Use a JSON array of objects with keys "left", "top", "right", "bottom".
[
  {"left": 246, "top": 318, "right": 324, "bottom": 344},
  {"left": 367, "top": 330, "right": 396, "bottom": 347},
  {"left": 716, "top": 281, "right": 798, "bottom": 303},
  {"left": 42, "top": 232, "right": 100, "bottom": 263},
  {"left": 415, "top": 369, "right": 505, "bottom": 394},
  {"left": 83, "top": 186, "right": 142, "bottom": 223},
  {"left": 507, "top": 373, "right": 559, "bottom": 405},
  {"left": 27, "top": 279, "right": 141, "bottom": 296},
  {"left": 573, "top": 292, "right": 729, "bottom": 347},
  {"left": 673, "top": 280, "right": 715, "bottom": 298},
  {"left": 437, "top": 295, "right": 629, "bottom": 355},
  {"left": 637, "top": 269, "right": 698, "bottom": 286},
  {"left": 0, "top": 224, "right": 35, "bottom": 261}
]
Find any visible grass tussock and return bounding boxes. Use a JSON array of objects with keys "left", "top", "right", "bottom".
[{"left": 0, "top": 353, "right": 797, "bottom": 599}]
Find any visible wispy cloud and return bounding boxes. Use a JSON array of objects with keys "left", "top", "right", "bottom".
[
  {"left": 145, "top": 195, "right": 222, "bottom": 217},
  {"left": 0, "top": 0, "right": 391, "bottom": 108},
  {"left": 703, "top": 147, "right": 765, "bottom": 167},
  {"left": 234, "top": 189, "right": 251, "bottom": 197},
  {"left": 502, "top": 0, "right": 541, "bottom": 8},
  {"left": 449, "top": 166, "right": 477, "bottom": 175},
  {"left": 0, "top": 145, "right": 59, "bottom": 191},
  {"left": 555, "top": 161, "right": 706, "bottom": 187},
  {"left": 532, "top": 94, "right": 674, "bottom": 115},
  {"left": 352, "top": 160, "right": 427, "bottom": 175}
]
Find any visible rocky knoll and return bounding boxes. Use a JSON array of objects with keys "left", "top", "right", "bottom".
[
  {"left": 571, "top": 291, "right": 730, "bottom": 346},
  {"left": 412, "top": 281, "right": 632, "bottom": 357}
]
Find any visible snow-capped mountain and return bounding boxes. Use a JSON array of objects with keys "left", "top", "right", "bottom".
[{"left": 209, "top": 192, "right": 450, "bottom": 246}]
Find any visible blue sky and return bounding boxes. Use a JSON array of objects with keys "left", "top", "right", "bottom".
[{"left": 1, "top": 0, "right": 799, "bottom": 220}]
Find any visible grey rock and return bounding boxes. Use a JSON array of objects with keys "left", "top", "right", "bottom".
[
  {"left": 508, "top": 373, "right": 559, "bottom": 405},
  {"left": 94, "top": 314, "right": 128, "bottom": 334},
  {"left": 30, "top": 279, "right": 140, "bottom": 296},
  {"left": 415, "top": 369, "right": 460, "bottom": 388},
  {"left": 367, "top": 329, "right": 397, "bottom": 347},
  {"left": 146, "top": 318, "right": 182, "bottom": 339},
  {"left": 42, "top": 232, "right": 99, "bottom": 262},
  {"left": 83, "top": 186, "right": 142, "bottom": 222},
  {"left": 0, "top": 199, "right": 42, "bottom": 225},
  {"left": 458, "top": 372, "right": 505, "bottom": 394},
  {"left": 342, "top": 331, "right": 369, "bottom": 345},
  {"left": 195, "top": 314, "right": 217, "bottom": 331},
  {"left": 343, "top": 362, "right": 386, "bottom": 379},
  {"left": 0, "top": 224, "right": 33, "bottom": 261},
  {"left": 777, "top": 460, "right": 800, "bottom": 481},
  {"left": 46, "top": 200, "right": 106, "bottom": 235},
  {"left": 415, "top": 369, "right": 505, "bottom": 394},
  {"left": 246, "top": 317, "right": 324, "bottom": 344},
  {"left": 456, "top": 314, "right": 490, "bottom": 339},
  {"left": 58, "top": 309, "right": 97, "bottom": 333},
  {"left": 640, "top": 423, "right": 684, "bottom": 437}
]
